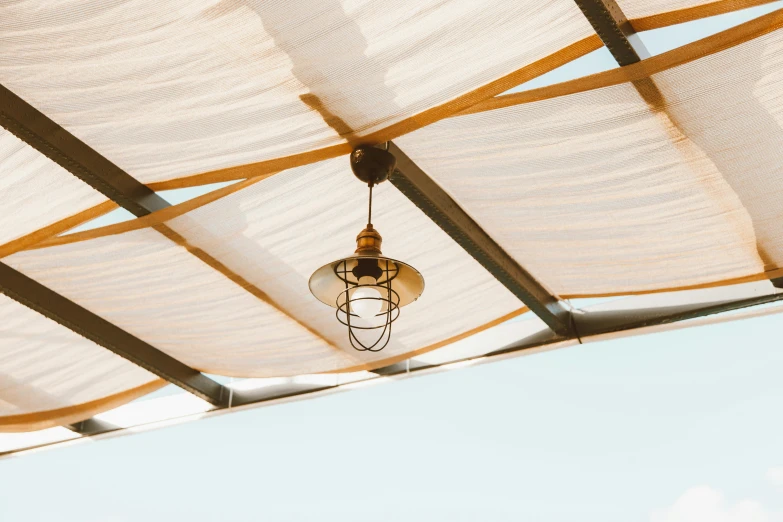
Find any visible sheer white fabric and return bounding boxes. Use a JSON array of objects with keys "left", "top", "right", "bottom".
[
  {"left": 0, "top": 0, "right": 593, "bottom": 183},
  {"left": 398, "top": 26, "right": 783, "bottom": 296},
  {"left": 397, "top": 83, "right": 762, "bottom": 296},
  {"left": 6, "top": 228, "right": 351, "bottom": 377},
  {"left": 0, "top": 295, "right": 157, "bottom": 420},
  {"left": 0, "top": 130, "right": 105, "bottom": 247},
  {"left": 165, "top": 157, "right": 522, "bottom": 370}
]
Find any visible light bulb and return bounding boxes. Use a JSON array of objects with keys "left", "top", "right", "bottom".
[{"left": 351, "top": 276, "right": 383, "bottom": 320}]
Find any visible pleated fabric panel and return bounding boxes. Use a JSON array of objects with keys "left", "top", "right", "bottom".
[
  {"left": 0, "top": 0, "right": 593, "bottom": 183},
  {"left": 0, "top": 295, "right": 161, "bottom": 432},
  {"left": 5, "top": 227, "right": 354, "bottom": 377},
  {"left": 398, "top": 24, "right": 783, "bottom": 296},
  {"left": 0, "top": 129, "right": 106, "bottom": 247},
  {"left": 652, "top": 28, "right": 783, "bottom": 272},
  {"left": 5, "top": 156, "right": 523, "bottom": 376}
]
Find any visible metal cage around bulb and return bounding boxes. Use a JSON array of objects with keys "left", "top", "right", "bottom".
[
  {"left": 309, "top": 255, "right": 424, "bottom": 351},
  {"left": 308, "top": 145, "right": 425, "bottom": 352}
]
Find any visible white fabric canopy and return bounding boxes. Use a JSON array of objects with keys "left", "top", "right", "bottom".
[
  {"left": 0, "top": 0, "right": 594, "bottom": 184},
  {"left": 0, "top": 295, "right": 160, "bottom": 431},
  {"left": 6, "top": 228, "right": 353, "bottom": 377},
  {"left": 397, "top": 21, "right": 783, "bottom": 296},
  {"left": 6, "top": 156, "right": 523, "bottom": 376},
  {"left": 0, "top": 129, "right": 106, "bottom": 248},
  {"left": 1, "top": 0, "right": 783, "bottom": 444}
]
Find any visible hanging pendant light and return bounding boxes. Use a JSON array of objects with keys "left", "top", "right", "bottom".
[{"left": 309, "top": 145, "right": 425, "bottom": 352}]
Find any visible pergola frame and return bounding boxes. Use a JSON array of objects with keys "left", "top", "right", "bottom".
[{"left": 0, "top": 1, "right": 781, "bottom": 444}]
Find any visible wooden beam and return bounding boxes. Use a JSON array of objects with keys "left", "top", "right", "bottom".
[
  {"left": 0, "top": 83, "right": 168, "bottom": 217},
  {"left": 387, "top": 142, "right": 574, "bottom": 336},
  {"left": 573, "top": 0, "right": 650, "bottom": 66},
  {"left": 0, "top": 262, "right": 227, "bottom": 406}
]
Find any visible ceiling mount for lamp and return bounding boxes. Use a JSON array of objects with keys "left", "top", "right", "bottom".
[{"left": 309, "top": 145, "right": 425, "bottom": 352}]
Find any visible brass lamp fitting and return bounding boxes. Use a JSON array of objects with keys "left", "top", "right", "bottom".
[{"left": 355, "top": 225, "right": 383, "bottom": 256}]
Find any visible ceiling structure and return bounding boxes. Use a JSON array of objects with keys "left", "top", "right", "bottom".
[{"left": 1, "top": 0, "right": 783, "bottom": 456}]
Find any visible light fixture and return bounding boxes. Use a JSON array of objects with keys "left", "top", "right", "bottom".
[{"left": 309, "top": 145, "right": 425, "bottom": 352}]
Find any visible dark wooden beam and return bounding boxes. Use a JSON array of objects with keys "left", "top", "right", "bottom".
[
  {"left": 573, "top": 0, "right": 649, "bottom": 66},
  {"left": 0, "top": 83, "right": 169, "bottom": 217},
  {"left": 0, "top": 262, "right": 227, "bottom": 406},
  {"left": 387, "top": 142, "right": 574, "bottom": 336}
]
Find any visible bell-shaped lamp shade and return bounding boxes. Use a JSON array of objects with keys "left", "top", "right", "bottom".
[
  {"left": 309, "top": 256, "right": 424, "bottom": 310},
  {"left": 309, "top": 255, "right": 425, "bottom": 352}
]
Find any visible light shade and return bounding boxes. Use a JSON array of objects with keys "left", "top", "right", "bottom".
[
  {"left": 309, "top": 253, "right": 426, "bottom": 352},
  {"left": 309, "top": 255, "right": 425, "bottom": 310}
]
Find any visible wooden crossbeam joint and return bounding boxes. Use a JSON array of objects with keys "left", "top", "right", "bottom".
[{"left": 573, "top": 0, "right": 649, "bottom": 66}]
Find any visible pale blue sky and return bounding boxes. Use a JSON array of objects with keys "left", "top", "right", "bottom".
[
  {"left": 2, "top": 4, "right": 783, "bottom": 521},
  {"left": 0, "top": 311, "right": 780, "bottom": 521}
]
